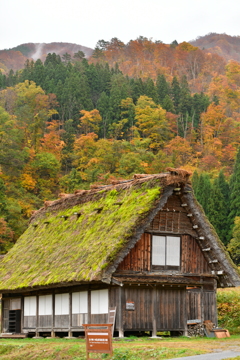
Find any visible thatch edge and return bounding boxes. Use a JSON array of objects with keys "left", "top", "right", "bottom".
[{"left": 184, "top": 184, "right": 240, "bottom": 287}]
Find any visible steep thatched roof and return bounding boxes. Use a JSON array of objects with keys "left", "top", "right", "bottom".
[{"left": 0, "top": 170, "right": 239, "bottom": 292}]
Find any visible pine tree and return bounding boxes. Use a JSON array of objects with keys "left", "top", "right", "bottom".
[
  {"left": 208, "top": 177, "right": 229, "bottom": 245},
  {"left": 156, "top": 74, "right": 169, "bottom": 105},
  {"left": 162, "top": 95, "right": 175, "bottom": 112},
  {"left": 195, "top": 173, "right": 212, "bottom": 216},
  {"left": 144, "top": 78, "right": 158, "bottom": 104},
  {"left": 171, "top": 76, "right": 181, "bottom": 113},
  {"left": 97, "top": 91, "right": 110, "bottom": 138},
  {"left": 228, "top": 148, "right": 240, "bottom": 240},
  {"left": 227, "top": 217, "right": 240, "bottom": 265},
  {"left": 130, "top": 78, "right": 144, "bottom": 103},
  {"left": 191, "top": 170, "right": 199, "bottom": 194}
]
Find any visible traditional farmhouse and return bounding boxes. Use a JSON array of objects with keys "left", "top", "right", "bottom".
[{"left": 0, "top": 169, "right": 239, "bottom": 338}]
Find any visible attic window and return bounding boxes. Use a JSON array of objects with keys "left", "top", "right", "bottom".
[{"left": 152, "top": 235, "right": 181, "bottom": 270}]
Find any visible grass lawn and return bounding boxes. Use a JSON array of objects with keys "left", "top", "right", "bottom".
[{"left": 1, "top": 335, "right": 240, "bottom": 360}]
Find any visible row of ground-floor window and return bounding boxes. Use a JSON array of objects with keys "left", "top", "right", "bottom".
[{"left": 1, "top": 284, "right": 217, "bottom": 337}]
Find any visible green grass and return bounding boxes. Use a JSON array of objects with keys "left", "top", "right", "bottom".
[
  {"left": 0, "top": 337, "right": 204, "bottom": 360},
  {"left": 2, "top": 336, "right": 240, "bottom": 360}
]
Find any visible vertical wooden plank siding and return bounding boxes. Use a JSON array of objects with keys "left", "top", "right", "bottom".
[
  {"left": 122, "top": 287, "right": 185, "bottom": 331},
  {"left": 156, "top": 288, "right": 185, "bottom": 330},
  {"left": 146, "top": 194, "right": 198, "bottom": 237},
  {"left": 203, "top": 291, "right": 217, "bottom": 324},
  {"left": 109, "top": 287, "right": 120, "bottom": 330},
  {"left": 181, "top": 235, "right": 210, "bottom": 274},
  {"left": 123, "top": 286, "right": 153, "bottom": 330},
  {"left": 186, "top": 289, "right": 201, "bottom": 320},
  {"left": 117, "top": 233, "right": 151, "bottom": 272},
  {"left": 117, "top": 233, "right": 210, "bottom": 274}
]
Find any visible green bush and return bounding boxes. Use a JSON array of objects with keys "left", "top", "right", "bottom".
[{"left": 217, "top": 290, "right": 240, "bottom": 334}]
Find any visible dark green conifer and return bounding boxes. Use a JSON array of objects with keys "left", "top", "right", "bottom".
[
  {"left": 208, "top": 177, "right": 229, "bottom": 245},
  {"left": 195, "top": 173, "right": 212, "bottom": 216},
  {"left": 156, "top": 74, "right": 169, "bottom": 105},
  {"left": 144, "top": 78, "right": 158, "bottom": 104},
  {"left": 191, "top": 170, "right": 199, "bottom": 194},
  {"left": 228, "top": 148, "right": 240, "bottom": 240},
  {"left": 171, "top": 76, "right": 181, "bottom": 113}
]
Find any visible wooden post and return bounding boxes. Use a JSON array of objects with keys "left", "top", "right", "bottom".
[
  {"left": 34, "top": 295, "right": 40, "bottom": 338},
  {"left": 214, "top": 279, "right": 218, "bottom": 327},
  {"left": 118, "top": 286, "right": 124, "bottom": 337},
  {"left": 0, "top": 297, "right": 3, "bottom": 333},
  {"left": 201, "top": 285, "right": 204, "bottom": 323},
  {"left": 88, "top": 289, "right": 91, "bottom": 324},
  {"left": 20, "top": 296, "right": 24, "bottom": 334},
  {"left": 52, "top": 292, "right": 55, "bottom": 338},
  {"left": 184, "top": 287, "right": 188, "bottom": 336},
  {"left": 152, "top": 286, "right": 157, "bottom": 337},
  {"left": 67, "top": 293, "right": 72, "bottom": 338}
]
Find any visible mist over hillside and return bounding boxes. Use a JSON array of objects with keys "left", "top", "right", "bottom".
[{"left": 0, "top": 42, "right": 93, "bottom": 72}]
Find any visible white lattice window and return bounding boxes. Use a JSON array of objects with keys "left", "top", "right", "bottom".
[
  {"left": 152, "top": 235, "right": 180, "bottom": 270},
  {"left": 72, "top": 291, "right": 88, "bottom": 314},
  {"left": 39, "top": 295, "right": 52, "bottom": 315},
  {"left": 55, "top": 293, "right": 69, "bottom": 315},
  {"left": 24, "top": 296, "right": 37, "bottom": 316},
  {"left": 91, "top": 289, "right": 108, "bottom": 314}
]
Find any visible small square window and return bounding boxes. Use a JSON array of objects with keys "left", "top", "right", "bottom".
[{"left": 152, "top": 235, "right": 181, "bottom": 270}]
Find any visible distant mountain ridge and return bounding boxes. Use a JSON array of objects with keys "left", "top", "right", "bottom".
[
  {"left": 190, "top": 33, "right": 240, "bottom": 62},
  {"left": 1, "top": 34, "right": 240, "bottom": 74},
  {"left": 0, "top": 42, "right": 94, "bottom": 72}
]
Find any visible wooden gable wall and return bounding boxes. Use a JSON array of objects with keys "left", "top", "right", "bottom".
[{"left": 117, "top": 194, "right": 211, "bottom": 274}]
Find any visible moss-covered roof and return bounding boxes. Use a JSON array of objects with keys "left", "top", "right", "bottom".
[
  {"left": 0, "top": 170, "right": 239, "bottom": 292},
  {"left": 0, "top": 174, "right": 168, "bottom": 291}
]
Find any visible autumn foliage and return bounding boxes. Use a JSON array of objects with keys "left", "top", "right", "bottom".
[{"left": 1, "top": 36, "right": 240, "bottom": 257}]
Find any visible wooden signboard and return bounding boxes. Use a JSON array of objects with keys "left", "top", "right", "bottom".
[{"left": 83, "top": 324, "right": 113, "bottom": 360}]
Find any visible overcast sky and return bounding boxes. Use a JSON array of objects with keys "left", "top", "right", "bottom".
[{"left": 1, "top": 0, "right": 240, "bottom": 50}]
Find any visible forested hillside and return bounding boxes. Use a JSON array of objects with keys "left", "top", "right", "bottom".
[
  {"left": 0, "top": 36, "right": 240, "bottom": 263},
  {"left": 0, "top": 42, "right": 93, "bottom": 72},
  {"left": 190, "top": 33, "right": 240, "bottom": 62}
]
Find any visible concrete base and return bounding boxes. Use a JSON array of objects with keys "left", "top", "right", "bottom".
[{"left": 118, "top": 330, "right": 124, "bottom": 338}]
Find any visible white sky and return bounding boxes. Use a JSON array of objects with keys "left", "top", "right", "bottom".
[{"left": 1, "top": 0, "right": 240, "bottom": 50}]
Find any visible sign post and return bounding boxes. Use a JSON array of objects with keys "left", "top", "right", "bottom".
[{"left": 83, "top": 323, "right": 113, "bottom": 360}]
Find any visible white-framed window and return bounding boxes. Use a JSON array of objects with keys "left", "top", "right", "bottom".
[
  {"left": 24, "top": 296, "right": 37, "bottom": 316},
  {"left": 152, "top": 235, "right": 181, "bottom": 269},
  {"left": 72, "top": 291, "right": 88, "bottom": 314},
  {"left": 39, "top": 295, "right": 52, "bottom": 316},
  {"left": 91, "top": 289, "right": 108, "bottom": 314},
  {"left": 55, "top": 293, "right": 69, "bottom": 315}
]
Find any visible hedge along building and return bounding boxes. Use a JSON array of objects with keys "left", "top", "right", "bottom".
[{"left": 0, "top": 169, "right": 240, "bottom": 338}]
